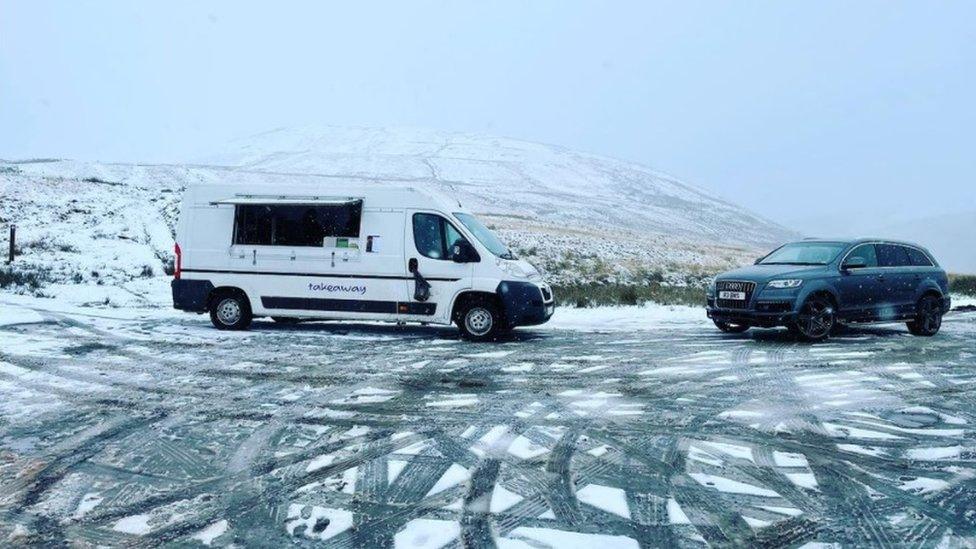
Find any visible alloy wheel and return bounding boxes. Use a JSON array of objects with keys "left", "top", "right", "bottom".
[
  {"left": 915, "top": 297, "right": 943, "bottom": 335},
  {"left": 796, "top": 298, "right": 835, "bottom": 340}
]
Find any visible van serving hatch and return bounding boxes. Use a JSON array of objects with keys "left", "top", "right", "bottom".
[{"left": 210, "top": 196, "right": 363, "bottom": 206}]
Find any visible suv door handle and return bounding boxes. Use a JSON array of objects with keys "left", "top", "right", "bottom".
[{"left": 876, "top": 274, "right": 885, "bottom": 280}]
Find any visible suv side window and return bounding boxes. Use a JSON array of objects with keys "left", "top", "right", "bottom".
[
  {"left": 845, "top": 244, "right": 878, "bottom": 268},
  {"left": 412, "top": 213, "right": 470, "bottom": 261},
  {"left": 877, "top": 244, "right": 911, "bottom": 267},
  {"left": 904, "top": 246, "right": 933, "bottom": 267}
]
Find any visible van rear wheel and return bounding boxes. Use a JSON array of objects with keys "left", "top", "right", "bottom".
[
  {"left": 456, "top": 299, "right": 506, "bottom": 341},
  {"left": 210, "top": 292, "right": 252, "bottom": 330},
  {"left": 907, "top": 295, "right": 943, "bottom": 336}
]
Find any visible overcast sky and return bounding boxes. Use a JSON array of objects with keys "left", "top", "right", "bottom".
[{"left": 2, "top": 1, "right": 974, "bottom": 232}]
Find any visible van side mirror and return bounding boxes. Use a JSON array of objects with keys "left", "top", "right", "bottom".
[
  {"left": 451, "top": 240, "right": 478, "bottom": 263},
  {"left": 843, "top": 257, "right": 867, "bottom": 270}
]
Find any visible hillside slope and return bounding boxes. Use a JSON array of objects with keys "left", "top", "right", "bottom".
[
  {"left": 1, "top": 127, "right": 796, "bottom": 303},
  {"left": 201, "top": 127, "right": 794, "bottom": 247}
]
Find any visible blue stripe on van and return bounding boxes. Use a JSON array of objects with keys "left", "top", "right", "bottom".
[
  {"left": 183, "top": 268, "right": 459, "bottom": 282},
  {"left": 261, "top": 297, "right": 436, "bottom": 316}
]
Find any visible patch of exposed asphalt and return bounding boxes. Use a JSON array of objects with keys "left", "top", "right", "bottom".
[{"left": 0, "top": 309, "right": 975, "bottom": 547}]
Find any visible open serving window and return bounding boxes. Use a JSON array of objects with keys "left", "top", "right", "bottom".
[{"left": 214, "top": 196, "right": 363, "bottom": 250}]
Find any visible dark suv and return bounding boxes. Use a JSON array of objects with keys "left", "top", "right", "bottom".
[{"left": 706, "top": 239, "right": 950, "bottom": 341}]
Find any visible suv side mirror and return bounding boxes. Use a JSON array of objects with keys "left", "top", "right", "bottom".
[
  {"left": 451, "top": 240, "right": 479, "bottom": 263},
  {"left": 843, "top": 256, "right": 867, "bottom": 270}
]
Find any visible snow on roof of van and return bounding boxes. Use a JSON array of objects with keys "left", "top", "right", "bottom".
[{"left": 185, "top": 176, "right": 465, "bottom": 212}]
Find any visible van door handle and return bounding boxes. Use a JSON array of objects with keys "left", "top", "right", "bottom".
[{"left": 252, "top": 250, "right": 257, "bottom": 265}]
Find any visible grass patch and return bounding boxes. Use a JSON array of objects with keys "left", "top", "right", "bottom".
[
  {"left": 0, "top": 265, "right": 49, "bottom": 290},
  {"left": 949, "top": 274, "right": 976, "bottom": 296},
  {"left": 553, "top": 282, "right": 705, "bottom": 308}
]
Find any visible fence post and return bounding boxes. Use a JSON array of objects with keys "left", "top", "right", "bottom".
[{"left": 7, "top": 225, "right": 14, "bottom": 264}]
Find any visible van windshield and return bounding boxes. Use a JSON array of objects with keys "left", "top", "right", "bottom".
[
  {"left": 454, "top": 213, "right": 516, "bottom": 259},
  {"left": 760, "top": 242, "right": 846, "bottom": 265}
]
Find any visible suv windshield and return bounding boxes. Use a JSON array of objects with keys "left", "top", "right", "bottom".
[
  {"left": 760, "top": 242, "right": 846, "bottom": 265},
  {"left": 454, "top": 213, "right": 515, "bottom": 259}
]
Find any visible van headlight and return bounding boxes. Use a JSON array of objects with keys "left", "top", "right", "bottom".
[
  {"left": 767, "top": 279, "right": 803, "bottom": 289},
  {"left": 497, "top": 258, "right": 533, "bottom": 279}
]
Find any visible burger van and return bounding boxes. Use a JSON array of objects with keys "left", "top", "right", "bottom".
[{"left": 171, "top": 183, "right": 554, "bottom": 340}]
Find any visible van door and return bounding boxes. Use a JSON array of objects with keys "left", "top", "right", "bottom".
[{"left": 404, "top": 211, "right": 474, "bottom": 324}]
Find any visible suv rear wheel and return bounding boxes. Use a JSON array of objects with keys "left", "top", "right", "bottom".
[
  {"left": 907, "top": 295, "right": 943, "bottom": 336},
  {"left": 792, "top": 295, "right": 835, "bottom": 342},
  {"left": 712, "top": 319, "right": 749, "bottom": 333},
  {"left": 210, "top": 292, "right": 252, "bottom": 330}
]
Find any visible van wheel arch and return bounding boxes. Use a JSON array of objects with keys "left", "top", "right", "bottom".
[
  {"left": 451, "top": 291, "right": 508, "bottom": 341},
  {"left": 451, "top": 291, "right": 502, "bottom": 322}
]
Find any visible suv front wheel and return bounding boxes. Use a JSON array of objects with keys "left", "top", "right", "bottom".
[
  {"left": 907, "top": 295, "right": 943, "bottom": 336},
  {"left": 792, "top": 295, "right": 836, "bottom": 342}
]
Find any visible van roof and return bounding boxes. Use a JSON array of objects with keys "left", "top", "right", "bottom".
[{"left": 184, "top": 177, "right": 466, "bottom": 213}]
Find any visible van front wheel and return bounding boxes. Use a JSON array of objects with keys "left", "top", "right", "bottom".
[
  {"left": 456, "top": 299, "right": 506, "bottom": 341},
  {"left": 210, "top": 293, "right": 252, "bottom": 331}
]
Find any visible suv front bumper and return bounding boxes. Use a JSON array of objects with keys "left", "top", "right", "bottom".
[{"left": 706, "top": 296, "right": 797, "bottom": 327}]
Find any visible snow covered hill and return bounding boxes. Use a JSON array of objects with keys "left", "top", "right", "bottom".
[
  {"left": 0, "top": 127, "right": 796, "bottom": 303},
  {"left": 201, "top": 127, "right": 794, "bottom": 248}
]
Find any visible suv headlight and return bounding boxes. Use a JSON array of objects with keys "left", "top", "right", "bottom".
[
  {"left": 767, "top": 279, "right": 803, "bottom": 289},
  {"left": 707, "top": 278, "right": 717, "bottom": 296}
]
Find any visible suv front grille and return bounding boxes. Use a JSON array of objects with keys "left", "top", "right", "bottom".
[{"left": 715, "top": 280, "right": 756, "bottom": 310}]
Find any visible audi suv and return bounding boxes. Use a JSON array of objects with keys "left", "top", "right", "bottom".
[{"left": 706, "top": 239, "right": 950, "bottom": 341}]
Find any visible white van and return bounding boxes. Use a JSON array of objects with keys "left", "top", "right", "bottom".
[{"left": 171, "top": 183, "right": 554, "bottom": 340}]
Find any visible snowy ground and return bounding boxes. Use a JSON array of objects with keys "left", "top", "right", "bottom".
[{"left": 1, "top": 294, "right": 975, "bottom": 547}]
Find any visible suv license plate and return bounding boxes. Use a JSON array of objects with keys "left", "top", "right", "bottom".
[{"left": 719, "top": 291, "right": 746, "bottom": 300}]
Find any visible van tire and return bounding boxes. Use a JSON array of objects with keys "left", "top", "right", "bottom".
[
  {"left": 907, "top": 295, "right": 942, "bottom": 336},
  {"left": 210, "top": 291, "right": 252, "bottom": 331},
  {"left": 456, "top": 298, "right": 506, "bottom": 341}
]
